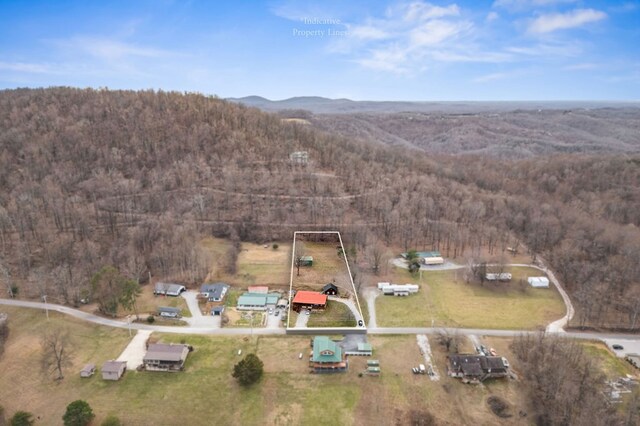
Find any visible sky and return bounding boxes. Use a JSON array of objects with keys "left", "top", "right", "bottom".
[{"left": 0, "top": 0, "right": 638, "bottom": 101}]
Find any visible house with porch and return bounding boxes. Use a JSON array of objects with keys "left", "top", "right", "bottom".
[
  {"left": 447, "top": 354, "right": 509, "bottom": 383},
  {"left": 292, "top": 291, "right": 327, "bottom": 312},
  {"left": 310, "top": 336, "right": 348, "bottom": 373},
  {"left": 143, "top": 343, "right": 190, "bottom": 372}
]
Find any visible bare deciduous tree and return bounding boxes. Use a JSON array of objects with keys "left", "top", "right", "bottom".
[{"left": 41, "top": 327, "right": 72, "bottom": 381}]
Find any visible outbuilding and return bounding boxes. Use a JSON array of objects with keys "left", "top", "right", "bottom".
[
  {"left": 80, "top": 363, "right": 96, "bottom": 378},
  {"left": 321, "top": 283, "right": 339, "bottom": 296},
  {"left": 102, "top": 360, "right": 126, "bottom": 381},
  {"left": 528, "top": 277, "right": 550, "bottom": 288}
]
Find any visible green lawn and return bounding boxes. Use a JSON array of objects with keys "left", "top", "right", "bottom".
[
  {"left": 376, "top": 266, "right": 566, "bottom": 329},
  {"left": 307, "top": 300, "right": 356, "bottom": 328}
]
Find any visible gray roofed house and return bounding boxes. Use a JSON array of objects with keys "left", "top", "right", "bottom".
[
  {"left": 154, "top": 282, "right": 186, "bottom": 297},
  {"left": 143, "top": 343, "right": 190, "bottom": 372},
  {"left": 102, "top": 360, "right": 126, "bottom": 380},
  {"left": 158, "top": 306, "right": 182, "bottom": 318},
  {"left": 447, "top": 355, "right": 509, "bottom": 383},
  {"left": 200, "top": 283, "right": 229, "bottom": 302}
]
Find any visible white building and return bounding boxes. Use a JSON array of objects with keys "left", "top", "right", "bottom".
[
  {"left": 527, "top": 277, "right": 550, "bottom": 288},
  {"left": 486, "top": 273, "right": 512, "bottom": 281},
  {"left": 422, "top": 256, "right": 444, "bottom": 265},
  {"left": 378, "top": 282, "right": 419, "bottom": 296}
]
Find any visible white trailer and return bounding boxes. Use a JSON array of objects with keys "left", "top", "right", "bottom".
[{"left": 422, "top": 257, "right": 444, "bottom": 265}]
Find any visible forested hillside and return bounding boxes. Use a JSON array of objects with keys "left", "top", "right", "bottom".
[{"left": 0, "top": 88, "right": 638, "bottom": 330}]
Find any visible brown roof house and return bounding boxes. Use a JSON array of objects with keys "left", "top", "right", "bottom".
[
  {"left": 447, "top": 355, "right": 509, "bottom": 383},
  {"left": 143, "top": 343, "right": 190, "bottom": 372},
  {"left": 102, "top": 360, "right": 126, "bottom": 381}
]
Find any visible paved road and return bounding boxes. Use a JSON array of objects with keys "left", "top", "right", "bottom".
[{"left": 2, "top": 298, "right": 638, "bottom": 346}]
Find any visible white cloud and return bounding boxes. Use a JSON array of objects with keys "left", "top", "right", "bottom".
[
  {"left": 474, "top": 72, "right": 510, "bottom": 82},
  {"left": 409, "top": 20, "right": 470, "bottom": 47},
  {"left": 528, "top": 9, "right": 607, "bottom": 33},
  {"left": 394, "top": 2, "right": 460, "bottom": 21},
  {"left": 493, "top": 0, "right": 578, "bottom": 10},
  {"left": 563, "top": 62, "right": 598, "bottom": 70},
  {"left": 56, "top": 37, "right": 173, "bottom": 61},
  {"left": 486, "top": 11, "right": 500, "bottom": 22},
  {"left": 349, "top": 25, "right": 390, "bottom": 41},
  {"left": 0, "top": 61, "right": 52, "bottom": 73}
]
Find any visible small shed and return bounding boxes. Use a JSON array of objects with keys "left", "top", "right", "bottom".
[
  {"left": 366, "top": 366, "right": 381, "bottom": 375},
  {"left": 367, "top": 360, "right": 380, "bottom": 367},
  {"left": 102, "top": 360, "right": 126, "bottom": 381},
  {"left": 299, "top": 256, "right": 313, "bottom": 266},
  {"left": 158, "top": 306, "right": 181, "bottom": 318},
  {"left": 321, "top": 283, "right": 339, "bottom": 296},
  {"left": 80, "top": 363, "right": 96, "bottom": 378},
  {"left": 528, "top": 277, "right": 550, "bottom": 288},
  {"left": 211, "top": 306, "right": 225, "bottom": 316}
]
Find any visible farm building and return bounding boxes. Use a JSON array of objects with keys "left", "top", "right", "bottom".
[
  {"left": 422, "top": 256, "right": 444, "bottom": 265},
  {"left": 154, "top": 282, "right": 186, "bottom": 297},
  {"left": 321, "top": 283, "right": 339, "bottom": 296},
  {"left": 292, "top": 291, "right": 327, "bottom": 312},
  {"left": 247, "top": 285, "right": 269, "bottom": 294},
  {"left": 485, "top": 273, "right": 512, "bottom": 281},
  {"left": 345, "top": 343, "right": 373, "bottom": 356},
  {"left": 401, "top": 251, "right": 441, "bottom": 259},
  {"left": 447, "top": 355, "right": 509, "bottom": 383},
  {"left": 377, "top": 282, "right": 419, "bottom": 296},
  {"left": 102, "top": 360, "right": 126, "bottom": 381},
  {"left": 211, "top": 306, "right": 225, "bottom": 316},
  {"left": 143, "top": 343, "right": 190, "bottom": 372},
  {"left": 158, "top": 306, "right": 181, "bottom": 318},
  {"left": 237, "top": 292, "right": 279, "bottom": 311},
  {"left": 310, "top": 336, "right": 348, "bottom": 373},
  {"left": 80, "top": 363, "right": 96, "bottom": 378},
  {"left": 528, "top": 277, "right": 550, "bottom": 288},
  {"left": 299, "top": 256, "right": 313, "bottom": 266},
  {"left": 200, "top": 283, "right": 229, "bottom": 302}
]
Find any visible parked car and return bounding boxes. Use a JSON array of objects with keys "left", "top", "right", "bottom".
[
  {"left": 358, "top": 319, "right": 364, "bottom": 327},
  {"left": 305, "top": 310, "right": 310, "bottom": 315},
  {"left": 613, "top": 344, "right": 624, "bottom": 350},
  {"left": 275, "top": 310, "right": 280, "bottom": 316}
]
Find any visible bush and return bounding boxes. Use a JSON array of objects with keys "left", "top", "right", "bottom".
[
  {"left": 10, "top": 411, "right": 34, "bottom": 426},
  {"left": 272, "top": 243, "right": 279, "bottom": 250},
  {"left": 146, "top": 315, "right": 155, "bottom": 324},
  {"left": 232, "top": 353, "right": 264, "bottom": 386},
  {"left": 101, "top": 415, "right": 122, "bottom": 426},
  {"left": 63, "top": 400, "right": 94, "bottom": 426}
]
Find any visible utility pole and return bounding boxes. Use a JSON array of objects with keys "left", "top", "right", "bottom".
[{"left": 43, "top": 295, "right": 49, "bottom": 320}]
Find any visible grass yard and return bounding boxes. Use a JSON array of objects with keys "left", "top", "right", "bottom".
[
  {"left": 376, "top": 266, "right": 566, "bottom": 329},
  {"left": 292, "top": 241, "right": 353, "bottom": 295},
  {"left": 306, "top": 300, "right": 356, "bottom": 328},
  {"left": 582, "top": 342, "right": 636, "bottom": 377},
  {"left": 0, "top": 307, "right": 535, "bottom": 425},
  {"left": 134, "top": 283, "right": 191, "bottom": 318}
]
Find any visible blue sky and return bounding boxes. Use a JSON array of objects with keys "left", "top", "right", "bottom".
[{"left": 0, "top": 0, "right": 638, "bottom": 100}]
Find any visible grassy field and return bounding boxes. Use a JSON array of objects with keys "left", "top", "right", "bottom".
[
  {"left": 0, "top": 307, "right": 533, "bottom": 425},
  {"left": 292, "top": 241, "right": 353, "bottom": 295},
  {"left": 307, "top": 300, "right": 356, "bottom": 328},
  {"left": 582, "top": 342, "right": 636, "bottom": 377},
  {"left": 375, "top": 266, "right": 566, "bottom": 329},
  {"left": 202, "top": 237, "right": 291, "bottom": 288}
]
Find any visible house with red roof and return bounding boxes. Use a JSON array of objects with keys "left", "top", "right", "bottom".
[{"left": 292, "top": 290, "right": 327, "bottom": 312}]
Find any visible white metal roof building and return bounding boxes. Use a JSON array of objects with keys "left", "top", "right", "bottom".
[{"left": 527, "top": 277, "right": 550, "bottom": 288}]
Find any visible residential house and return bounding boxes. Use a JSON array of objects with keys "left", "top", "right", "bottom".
[
  {"left": 377, "top": 282, "right": 419, "bottom": 296},
  {"left": 310, "top": 336, "right": 348, "bottom": 373},
  {"left": 447, "top": 355, "right": 509, "bottom": 383},
  {"left": 200, "top": 283, "right": 229, "bottom": 302},
  {"left": 102, "top": 360, "right": 126, "bottom": 381},
  {"left": 292, "top": 291, "right": 327, "bottom": 312},
  {"left": 158, "top": 306, "right": 181, "bottom": 318},
  {"left": 321, "top": 283, "right": 338, "bottom": 296},
  {"left": 154, "top": 282, "right": 186, "bottom": 297},
  {"left": 143, "top": 343, "right": 190, "bottom": 372},
  {"left": 237, "top": 292, "right": 279, "bottom": 311},
  {"left": 485, "top": 273, "right": 512, "bottom": 281}
]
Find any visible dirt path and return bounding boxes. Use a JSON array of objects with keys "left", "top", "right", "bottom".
[
  {"left": 116, "top": 330, "right": 152, "bottom": 370},
  {"left": 363, "top": 288, "right": 379, "bottom": 329},
  {"left": 416, "top": 334, "right": 440, "bottom": 380}
]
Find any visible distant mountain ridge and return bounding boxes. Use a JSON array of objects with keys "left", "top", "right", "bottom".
[{"left": 227, "top": 95, "right": 639, "bottom": 114}]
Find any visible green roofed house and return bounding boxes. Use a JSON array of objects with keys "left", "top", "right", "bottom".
[
  {"left": 237, "top": 292, "right": 279, "bottom": 311},
  {"left": 310, "top": 336, "right": 348, "bottom": 373}
]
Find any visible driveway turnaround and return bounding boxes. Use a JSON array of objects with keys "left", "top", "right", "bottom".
[{"left": 181, "top": 291, "right": 221, "bottom": 328}]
